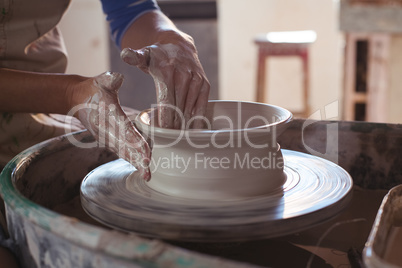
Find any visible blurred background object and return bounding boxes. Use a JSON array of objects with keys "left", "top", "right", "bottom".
[
  {"left": 58, "top": 0, "right": 402, "bottom": 123},
  {"left": 254, "top": 30, "right": 317, "bottom": 118},
  {"left": 340, "top": 0, "right": 402, "bottom": 123}
]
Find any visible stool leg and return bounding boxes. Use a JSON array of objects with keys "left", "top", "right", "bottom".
[
  {"left": 301, "top": 50, "right": 310, "bottom": 118},
  {"left": 343, "top": 34, "right": 357, "bottom": 121},
  {"left": 366, "top": 34, "right": 390, "bottom": 122},
  {"left": 256, "top": 50, "right": 267, "bottom": 103}
]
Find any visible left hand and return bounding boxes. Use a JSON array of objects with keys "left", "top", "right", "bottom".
[
  {"left": 120, "top": 33, "right": 210, "bottom": 129},
  {"left": 69, "top": 72, "right": 151, "bottom": 180}
]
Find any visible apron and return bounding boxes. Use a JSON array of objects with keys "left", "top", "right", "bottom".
[{"left": 0, "top": 0, "right": 84, "bottom": 167}]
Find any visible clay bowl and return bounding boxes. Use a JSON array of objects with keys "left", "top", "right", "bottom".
[{"left": 135, "top": 100, "right": 293, "bottom": 201}]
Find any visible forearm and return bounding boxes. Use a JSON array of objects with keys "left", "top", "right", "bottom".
[
  {"left": 121, "top": 10, "right": 194, "bottom": 50},
  {"left": 0, "top": 68, "right": 84, "bottom": 115}
]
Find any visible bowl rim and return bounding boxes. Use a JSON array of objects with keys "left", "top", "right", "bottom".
[{"left": 135, "top": 100, "right": 293, "bottom": 138}]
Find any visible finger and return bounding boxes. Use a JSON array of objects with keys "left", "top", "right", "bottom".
[
  {"left": 123, "top": 121, "right": 152, "bottom": 181},
  {"left": 79, "top": 73, "right": 152, "bottom": 180},
  {"left": 120, "top": 47, "right": 150, "bottom": 73},
  {"left": 155, "top": 73, "right": 176, "bottom": 129},
  {"left": 191, "top": 79, "right": 210, "bottom": 129},
  {"left": 111, "top": 107, "right": 151, "bottom": 179},
  {"left": 183, "top": 72, "right": 204, "bottom": 126},
  {"left": 94, "top": 71, "right": 124, "bottom": 93},
  {"left": 125, "top": 144, "right": 151, "bottom": 181},
  {"left": 173, "top": 70, "right": 192, "bottom": 129}
]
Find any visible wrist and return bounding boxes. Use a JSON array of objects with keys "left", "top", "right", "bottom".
[
  {"left": 64, "top": 75, "right": 89, "bottom": 114},
  {"left": 156, "top": 29, "right": 192, "bottom": 44},
  {"left": 155, "top": 30, "right": 196, "bottom": 51},
  {"left": 121, "top": 11, "right": 196, "bottom": 51}
]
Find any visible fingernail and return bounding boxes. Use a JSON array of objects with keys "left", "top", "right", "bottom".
[
  {"left": 120, "top": 48, "right": 148, "bottom": 67},
  {"left": 95, "top": 72, "right": 124, "bottom": 92},
  {"left": 120, "top": 48, "right": 137, "bottom": 64}
]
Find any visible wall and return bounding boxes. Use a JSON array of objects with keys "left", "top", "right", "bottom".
[
  {"left": 389, "top": 36, "right": 402, "bottom": 123},
  {"left": 58, "top": 0, "right": 109, "bottom": 76},
  {"left": 58, "top": 0, "right": 401, "bottom": 123},
  {"left": 59, "top": 0, "right": 342, "bottom": 118},
  {"left": 217, "top": 0, "right": 343, "bottom": 119}
]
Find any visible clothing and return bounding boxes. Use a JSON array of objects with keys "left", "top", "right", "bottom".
[
  {"left": 0, "top": 0, "right": 157, "bottom": 166},
  {"left": 101, "top": 0, "right": 160, "bottom": 48},
  {"left": 0, "top": 0, "right": 70, "bottom": 72},
  {"left": 0, "top": 0, "right": 74, "bottom": 166}
]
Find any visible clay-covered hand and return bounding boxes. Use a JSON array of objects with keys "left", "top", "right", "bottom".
[
  {"left": 120, "top": 34, "right": 210, "bottom": 129},
  {"left": 69, "top": 72, "right": 151, "bottom": 180}
]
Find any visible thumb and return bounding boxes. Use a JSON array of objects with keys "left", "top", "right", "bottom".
[
  {"left": 120, "top": 47, "right": 150, "bottom": 73},
  {"left": 94, "top": 71, "right": 124, "bottom": 94}
]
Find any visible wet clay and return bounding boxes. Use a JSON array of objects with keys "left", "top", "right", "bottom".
[
  {"left": 53, "top": 196, "right": 109, "bottom": 229},
  {"left": 80, "top": 149, "right": 353, "bottom": 242},
  {"left": 383, "top": 226, "right": 402, "bottom": 266},
  {"left": 134, "top": 101, "right": 292, "bottom": 199},
  {"left": 75, "top": 72, "right": 151, "bottom": 180},
  {"left": 121, "top": 42, "right": 209, "bottom": 129}
]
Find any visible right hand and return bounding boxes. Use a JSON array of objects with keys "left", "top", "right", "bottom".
[{"left": 120, "top": 32, "right": 210, "bottom": 129}]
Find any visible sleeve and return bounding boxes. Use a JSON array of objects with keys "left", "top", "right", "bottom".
[{"left": 100, "top": 0, "right": 160, "bottom": 49}]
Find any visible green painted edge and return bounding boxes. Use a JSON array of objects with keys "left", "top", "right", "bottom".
[
  {"left": 0, "top": 134, "right": 245, "bottom": 268},
  {"left": 0, "top": 140, "right": 156, "bottom": 267}
]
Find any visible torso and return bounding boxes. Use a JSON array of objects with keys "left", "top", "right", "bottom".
[{"left": 0, "top": 0, "right": 71, "bottom": 72}]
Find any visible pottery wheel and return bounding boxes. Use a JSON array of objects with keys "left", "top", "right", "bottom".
[{"left": 80, "top": 150, "right": 353, "bottom": 242}]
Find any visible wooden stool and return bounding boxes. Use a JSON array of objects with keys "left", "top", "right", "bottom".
[{"left": 255, "top": 30, "right": 316, "bottom": 118}]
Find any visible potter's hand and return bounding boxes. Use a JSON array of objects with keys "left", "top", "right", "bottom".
[
  {"left": 120, "top": 35, "right": 210, "bottom": 129},
  {"left": 71, "top": 72, "right": 151, "bottom": 180}
]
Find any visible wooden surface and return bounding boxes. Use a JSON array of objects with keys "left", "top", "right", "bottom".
[
  {"left": 1, "top": 120, "right": 402, "bottom": 267},
  {"left": 254, "top": 37, "right": 311, "bottom": 118},
  {"left": 343, "top": 33, "right": 390, "bottom": 122},
  {"left": 340, "top": 0, "right": 402, "bottom": 33}
]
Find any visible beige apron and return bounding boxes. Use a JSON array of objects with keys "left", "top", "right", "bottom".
[{"left": 0, "top": 0, "right": 84, "bottom": 167}]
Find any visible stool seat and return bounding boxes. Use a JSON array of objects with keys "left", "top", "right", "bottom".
[
  {"left": 254, "top": 30, "right": 316, "bottom": 118},
  {"left": 256, "top": 30, "right": 317, "bottom": 44}
]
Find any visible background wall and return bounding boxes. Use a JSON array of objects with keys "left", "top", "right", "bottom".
[
  {"left": 59, "top": 0, "right": 343, "bottom": 118},
  {"left": 217, "top": 0, "right": 343, "bottom": 120},
  {"left": 389, "top": 36, "right": 402, "bottom": 123},
  {"left": 58, "top": 0, "right": 401, "bottom": 123},
  {"left": 58, "top": 0, "right": 109, "bottom": 76}
]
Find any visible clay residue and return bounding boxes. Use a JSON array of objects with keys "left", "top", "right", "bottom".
[
  {"left": 52, "top": 196, "right": 110, "bottom": 229},
  {"left": 75, "top": 72, "right": 151, "bottom": 180},
  {"left": 383, "top": 226, "right": 402, "bottom": 265}
]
